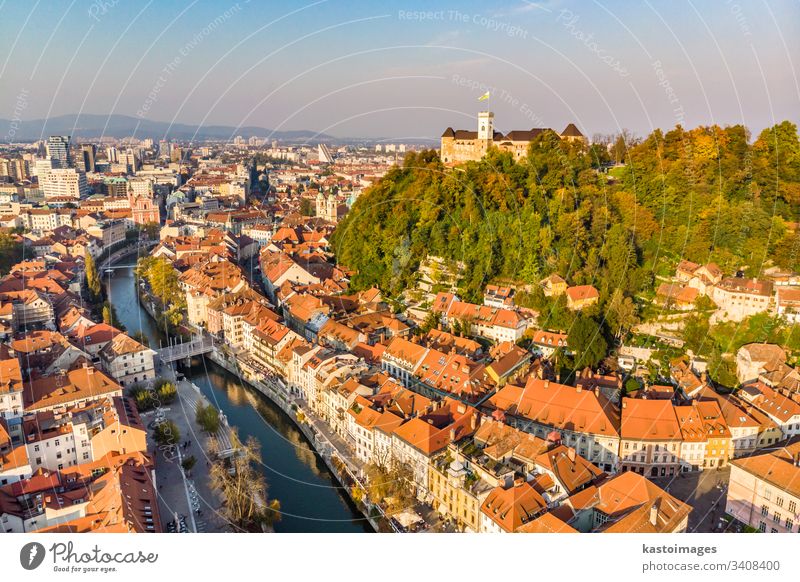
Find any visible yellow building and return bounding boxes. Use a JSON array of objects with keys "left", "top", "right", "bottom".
[
  {"left": 428, "top": 456, "right": 487, "bottom": 532},
  {"left": 697, "top": 400, "right": 733, "bottom": 468}
]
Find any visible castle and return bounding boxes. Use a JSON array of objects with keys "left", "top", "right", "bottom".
[{"left": 440, "top": 111, "right": 586, "bottom": 164}]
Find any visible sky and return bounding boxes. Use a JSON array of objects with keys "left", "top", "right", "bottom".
[{"left": 0, "top": 0, "right": 798, "bottom": 140}]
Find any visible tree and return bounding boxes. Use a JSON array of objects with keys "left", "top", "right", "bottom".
[
  {"left": 0, "top": 232, "right": 23, "bottom": 276},
  {"left": 567, "top": 315, "right": 608, "bottom": 370},
  {"left": 299, "top": 197, "right": 315, "bottom": 216},
  {"left": 141, "top": 222, "right": 160, "bottom": 240},
  {"left": 606, "top": 289, "right": 639, "bottom": 339},
  {"left": 208, "top": 432, "right": 280, "bottom": 531},
  {"left": 196, "top": 403, "right": 220, "bottom": 433},
  {"left": 153, "top": 420, "right": 180, "bottom": 447},
  {"left": 181, "top": 455, "right": 197, "bottom": 473},
  {"left": 101, "top": 302, "right": 125, "bottom": 331},
  {"left": 128, "top": 384, "right": 155, "bottom": 412},
  {"left": 364, "top": 461, "right": 415, "bottom": 513},
  {"left": 624, "top": 377, "right": 641, "bottom": 393},
  {"left": 85, "top": 253, "right": 102, "bottom": 302},
  {"left": 155, "top": 380, "right": 177, "bottom": 404},
  {"left": 418, "top": 311, "right": 439, "bottom": 335}
]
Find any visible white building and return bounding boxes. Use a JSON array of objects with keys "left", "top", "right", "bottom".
[{"left": 40, "top": 168, "right": 87, "bottom": 199}]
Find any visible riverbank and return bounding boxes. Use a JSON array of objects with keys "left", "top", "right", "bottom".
[{"left": 203, "top": 347, "right": 383, "bottom": 532}]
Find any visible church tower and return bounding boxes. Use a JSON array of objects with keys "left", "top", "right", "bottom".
[
  {"left": 326, "top": 193, "right": 337, "bottom": 222},
  {"left": 315, "top": 190, "right": 326, "bottom": 218}
]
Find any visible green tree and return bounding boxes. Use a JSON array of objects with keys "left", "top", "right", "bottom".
[
  {"left": 153, "top": 420, "right": 180, "bottom": 447},
  {"left": 567, "top": 315, "right": 608, "bottom": 370},
  {"left": 299, "top": 197, "right": 315, "bottom": 216},
  {"left": 196, "top": 403, "right": 220, "bottom": 433},
  {"left": 181, "top": 456, "right": 197, "bottom": 473},
  {"left": 0, "top": 232, "right": 23, "bottom": 276},
  {"left": 624, "top": 377, "right": 641, "bottom": 394}
]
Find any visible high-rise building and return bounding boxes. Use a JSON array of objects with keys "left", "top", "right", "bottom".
[
  {"left": 170, "top": 147, "right": 184, "bottom": 163},
  {"left": 118, "top": 149, "right": 139, "bottom": 172},
  {"left": 106, "top": 146, "right": 119, "bottom": 164},
  {"left": 40, "top": 168, "right": 87, "bottom": 199},
  {"left": 80, "top": 144, "right": 97, "bottom": 172},
  {"left": 46, "top": 135, "right": 72, "bottom": 168},
  {"left": 318, "top": 143, "right": 334, "bottom": 164}
]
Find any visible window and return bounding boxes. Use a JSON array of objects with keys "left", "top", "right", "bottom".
[
  {"left": 789, "top": 501, "right": 797, "bottom": 513},
  {"left": 759, "top": 521, "right": 766, "bottom": 532},
  {"left": 777, "top": 497, "right": 784, "bottom": 508},
  {"left": 787, "top": 518, "right": 794, "bottom": 530},
  {"left": 761, "top": 505, "right": 769, "bottom": 517}
]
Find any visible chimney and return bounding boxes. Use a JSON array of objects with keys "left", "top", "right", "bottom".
[
  {"left": 576, "top": 385, "right": 582, "bottom": 393},
  {"left": 649, "top": 502, "right": 659, "bottom": 527},
  {"left": 543, "top": 380, "right": 550, "bottom": 389},
  {"left": 449, "top": 428, "right": 456, "bottom": 441},
  {"left": 567, "top": 448, "right": 576, "bottom": 462},
  {"left": 470, "top": 413, "right": 478, "bottom": 430}
]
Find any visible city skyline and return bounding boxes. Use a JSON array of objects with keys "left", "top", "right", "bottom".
[{"left": 1, "top": 0, "right": 798, "bottom": 140}]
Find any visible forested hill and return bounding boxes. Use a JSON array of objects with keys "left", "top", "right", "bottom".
[{"left": 330, "top": 122, "right": 800, "bottom": 306}]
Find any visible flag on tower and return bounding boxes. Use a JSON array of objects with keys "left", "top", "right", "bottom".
[{"left": 478, "top": 91, "right": 490, "bottom": 101}]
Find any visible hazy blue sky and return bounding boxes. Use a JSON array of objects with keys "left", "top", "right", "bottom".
[{"left": 1, "top": 0, "right": 798, "bottom": 139}]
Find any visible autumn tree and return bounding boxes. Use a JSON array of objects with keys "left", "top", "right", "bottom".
[
  {"left": 364, "top": 461, "right": 415, "bottom": 513},
  {"left": 85, "top": 253, "right": 102, "bottom": 302},
  {"left": 209, "top": 432, "right": 280, "bottom": 531}
]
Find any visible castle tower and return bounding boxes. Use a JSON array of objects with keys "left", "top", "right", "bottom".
[{"left": 477, "top": 111, "right": 494, "bottom": 142}]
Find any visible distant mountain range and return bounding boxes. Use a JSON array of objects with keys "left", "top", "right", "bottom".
[{"left": 0, "top": 113, "right": 336, "bottom": 143}]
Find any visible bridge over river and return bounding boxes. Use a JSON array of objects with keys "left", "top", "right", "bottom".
[{"left": 157, "top": 336, "right": 215, "bottom": 363}]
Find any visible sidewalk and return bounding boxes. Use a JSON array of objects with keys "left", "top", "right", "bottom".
[{"left": 151, "top": 362, "right": 231, "bottom": 532}]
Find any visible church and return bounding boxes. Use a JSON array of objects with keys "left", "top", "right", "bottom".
[
  {"left": 315, "top": 191, "right": 348, "bottom": 223},
  {"left": 440, "top": 111, "right": 586, "bottom": 164}
]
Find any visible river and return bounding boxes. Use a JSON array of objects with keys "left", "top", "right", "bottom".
[{"left": 104, "top": 265, "right": 372, "bottom": 533}]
